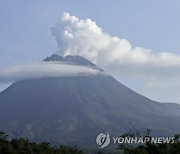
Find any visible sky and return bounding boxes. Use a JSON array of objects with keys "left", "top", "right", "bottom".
[{"left": 1, "top": 0, "right": 180, "bottom": 103}]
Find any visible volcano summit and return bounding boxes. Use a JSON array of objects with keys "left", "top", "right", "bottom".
[{"left": 0, "top": 54, "right": 180, "bottom": 148}]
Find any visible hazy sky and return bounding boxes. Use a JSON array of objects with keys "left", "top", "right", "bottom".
[{"left": 1, "top": 0, "right": 180, "bottom": 103}]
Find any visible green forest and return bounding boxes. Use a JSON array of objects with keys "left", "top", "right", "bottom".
[
  {"left": 0, "top": 131, "right": 84, "bottom": 154},
  {"left": 118, "top": 135, "right": 180, "bottom": 154},
  {"left": 0, "top": 131, "right": 180, "bottom": 154}
]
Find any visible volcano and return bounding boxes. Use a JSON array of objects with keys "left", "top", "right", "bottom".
[{"left": 0, "top": 54, "right": 180, "bottom": 148}]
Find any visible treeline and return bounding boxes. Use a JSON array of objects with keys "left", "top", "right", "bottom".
[
  {"left": 0, "top": 131, "right": 84, "bottom": 154},
  {"left": 119, "top": 136, "right": 180, "bottom": 154},
  {"left": 1, "top": 130, "right": 180, "bottom": 154},
  {"left": 118, "top": 129, "right": 180, "bottom": 154}
]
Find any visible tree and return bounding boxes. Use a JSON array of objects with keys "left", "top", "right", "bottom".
[
  {"left": 118, "top": 128, "right": 180, "bottom": 154},
  {"left": 0, "top": 131, "right": 8, "bottom": 141}
]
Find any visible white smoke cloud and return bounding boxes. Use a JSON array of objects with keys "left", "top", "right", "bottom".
[
  {"left": 0, "top": 62, "right": 105, "bottom": 82},
  {"left": 1, "top": 12, "right": 180, "bottom": 102},
  {"left": 51, "top": 12, "right": 180, "bottom": 78}
]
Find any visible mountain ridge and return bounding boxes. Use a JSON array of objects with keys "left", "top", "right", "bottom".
[
  {"left": 0, "top": 55, "right": 180, "bottom": 148},
  {"left": 43, "top": 54, "right": 96, "bottom": 67}
]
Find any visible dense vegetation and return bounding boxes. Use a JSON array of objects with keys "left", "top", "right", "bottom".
[
  {"left": 1, "top": 130, "right": 180, "bottom": 154},
  {"left": 0, "top": 131, "right": 84, "bottom": 154},
  {"left": 118, "top": 129, "right": 180, "bottom": 154},
  {"left": 119, "top": 136, "right": 180, "bottom": 154}
]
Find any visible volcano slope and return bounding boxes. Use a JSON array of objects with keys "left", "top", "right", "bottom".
[{"left": 0, "top": 54, "right": 180, "bottom": 148}]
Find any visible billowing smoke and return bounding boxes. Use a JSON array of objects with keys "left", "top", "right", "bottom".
[
  {"left": 0, "top": 12, "right": 180, "bottom": 102},
  {"left": 51, "top": 12, "right": 180, "bottom": 78},
  {"left": 0, "top": 62, "right": 105, "bottom": 82}
]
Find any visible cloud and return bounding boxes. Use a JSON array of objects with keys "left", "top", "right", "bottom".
[
  {"left": 1, "top": 12, "right": 180, "bottom": 102},
  {"left": 0, "top": 62, "right": 105, "bottom": 82},
  {"left": 51, "top": 12, "right": 180, "bottom": 78}
]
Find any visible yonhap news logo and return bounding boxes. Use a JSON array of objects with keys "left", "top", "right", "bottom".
[
  {"left": 96, "top": 132, "right": 175, "bottom": 149},
  {"left": 96, "top": 132, "right": 110, "bottom": 149}
]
